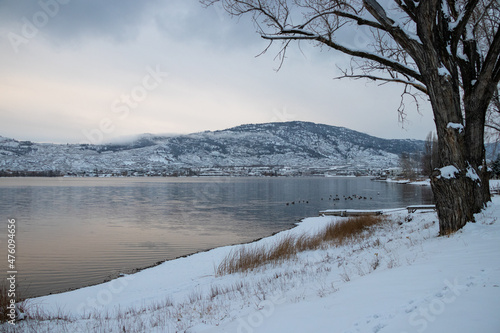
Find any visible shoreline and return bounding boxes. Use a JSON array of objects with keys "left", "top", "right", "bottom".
[
  {"left": 27, "top": 220, "right": 300, "bottom": 300},
  {"left": 9, "top": 198, "right": 499, "bottom": 332},
  {"left": 18, "top": 176, "right": 483, "bottom": 300},
  {"left": 25, "top": 177, "right": 494, "bottom": 301},
  {"left": 20, "top": 176, "right": 436, "bottom": 299}
]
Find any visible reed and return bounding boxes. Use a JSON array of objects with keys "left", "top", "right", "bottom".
[{"left": 216, "top": 215, "right": 385, "bottom": 275}]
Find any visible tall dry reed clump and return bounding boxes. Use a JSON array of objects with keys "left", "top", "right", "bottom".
[{"left": 217, "top": 215, "right": 384, "bottom": 276}]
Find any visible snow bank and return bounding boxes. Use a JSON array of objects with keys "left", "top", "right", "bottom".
[
  {"left": 5, "top": 198, "right": 500, "bottom": 333},
  {"left": 409, "top": 179, "right": 431, "bottom": 186}
]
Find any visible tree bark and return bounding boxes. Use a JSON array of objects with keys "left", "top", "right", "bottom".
[
  {"left": 465, "top": 109, "right": 492, "bottom": 215},
  {"left": 426, "top": 80, "right": 491, "bottom": 234},
  {"left": 423, "top": 61, "right": 486, "bottom": 235},
  {"left": 430, "top": 130, "right": 480, "bottom": 235},
  {"left": 464, "top": 84, "right": 494, "bottom": 213},
  {"left": 431, "top": 170, "right": 477, "bottom": 234}
]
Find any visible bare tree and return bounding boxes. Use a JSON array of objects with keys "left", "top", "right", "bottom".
[
  {"left": 421, "top": 131, "right": 439, "bottom": 176},
  {"left": 486, "top": 86, "right": 500, "bottom": 137},
  {"left": 202, "top": 0, "right": 500, "bottom": 234},
  {"left": 400, "top": 151, "right": 420, "bottom": 179}
]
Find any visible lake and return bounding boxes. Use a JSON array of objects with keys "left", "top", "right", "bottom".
[{"left": 0, "top": 177, "right": 433, "bottom": 298}]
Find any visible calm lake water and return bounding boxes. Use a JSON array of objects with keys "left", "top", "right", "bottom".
[{"left": 0, "top": 177, "right": 433, "bottom": 298}]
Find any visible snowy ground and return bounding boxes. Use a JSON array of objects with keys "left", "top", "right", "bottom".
[{"left": 4, "top": 194, "right": 500, "bottom": 332}]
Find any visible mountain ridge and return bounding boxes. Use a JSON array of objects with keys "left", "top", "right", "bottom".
[{"left": 0, "top": 121, "right": 424, "bottom": 176}]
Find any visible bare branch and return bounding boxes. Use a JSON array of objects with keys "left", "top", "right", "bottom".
[
  {"left": 335, "top": 73, "right": 428, "bottom": 93},
  {"left": 397, "top": 84, "right": 423, "bottom": 126},
  {"left": 281, "top": 28, "right": 317, "bottom": 36},
  {"left": 362, "top": 0, "right": 393, "bottom": 26},
  {"left": 394, "top": 0, "right": 418, "bottom": 22},
  {"left": 475, "top": 26, "right": 500, "bottom": 97},
  {"left": 262, "top": 30, "right": 423, "bottom": 82},
  {"left": 315, "top": 35, "right": 423, "bottom": 81},
  {"left": 486, "top": 123, "right": 500, "bottom": 132},
  {"left": 298, "top": 10, "right": 387, "bottom": 31},
  {"left": 262, "top": 34, "right": 318, "bottom": 40}
]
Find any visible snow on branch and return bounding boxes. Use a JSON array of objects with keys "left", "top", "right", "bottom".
[
  {"left": 363, "top": 0, "right": 393, "bottom": 26},
  {"left": 466, "top": 165, "right": 481, "bottom": 183},
  {"left": 363, "top": 0, "right": 423, "bottom": 57},
  {"left": 261, "top": 33, "right": 319, "bottom": 40},
  {"left": 449, "top": 0, "right": 481, "bottom": 43},
  {"left": 280, "top": 28, "right": 316, "bottom": 36},
  {"left": 327, "top": 10, "right": 386, "bottom": 31}
]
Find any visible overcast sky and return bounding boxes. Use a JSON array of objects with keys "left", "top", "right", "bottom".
[{"left": 0, "top": 0, "right": 435, "bottom": 144}]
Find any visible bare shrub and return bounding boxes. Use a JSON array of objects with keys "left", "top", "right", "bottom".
[
  {"left": 371, "top": 253, "right": 381, "bottom": 271},
  {"left": 339, "top": 267, "right": 351, "bottom": 282}
]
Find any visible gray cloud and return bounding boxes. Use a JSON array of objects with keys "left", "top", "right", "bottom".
[
  {"left": 0, "top": 0, "right": 261, "bottom": 49},
  {"left": 0, "top": 0, "right": 435, "bottom": 143},
  {"left": 1, "top": 0, "right": 161, "bottom": 42}
]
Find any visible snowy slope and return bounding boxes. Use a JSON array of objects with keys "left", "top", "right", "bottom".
[
  {"left": 0, "top": 121, "right": 424, "bottom": 175},
  {"left": 7, "top": 196, "right": 500, "bottom": 332}
]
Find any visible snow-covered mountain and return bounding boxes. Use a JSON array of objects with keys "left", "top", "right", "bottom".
[{"left": 0, "top": 121, "right": 424, "bottom": 176}]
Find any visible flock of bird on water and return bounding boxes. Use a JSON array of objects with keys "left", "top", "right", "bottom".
[{"left": 285, "top": 193, "right": 378, "bottom": 206}]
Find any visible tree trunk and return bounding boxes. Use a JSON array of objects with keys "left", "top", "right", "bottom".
[
  {"left": 428, "top": 94, "right": 491, "bottom": 235},
  {"left": 464, "top": 87, "right": 493, "bottom": 213},
  {"left": 430, "top": 129, "right": 479, "bottom": 235},
  {"left": 424, "top": 66, "right": 489, "bottom": 235},
  {"left": 431, "top": 167, "right": 479, "bottom": 235}
]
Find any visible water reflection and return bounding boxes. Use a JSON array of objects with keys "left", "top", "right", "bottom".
[{"left": 0, "top": 177, "right": 432, "bottom": 297}]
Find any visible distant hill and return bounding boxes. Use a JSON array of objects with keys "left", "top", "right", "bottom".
[{"left": 0, "top": 121, "right": 425, "bottom": 176}]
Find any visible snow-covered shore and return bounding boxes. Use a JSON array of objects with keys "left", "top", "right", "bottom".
[{"left": 5, "top": 197, "right": 500, "bottom": 332}]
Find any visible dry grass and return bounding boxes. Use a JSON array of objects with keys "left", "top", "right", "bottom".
[
  {"left": 216, "top": 234, "right": 297, "bottom": 276},
  {"left": 216, "top": 215, "right": 385, "bottom": 276},
  {"left": 319, "top": 214, "right": 383, "bottom": 246}
]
